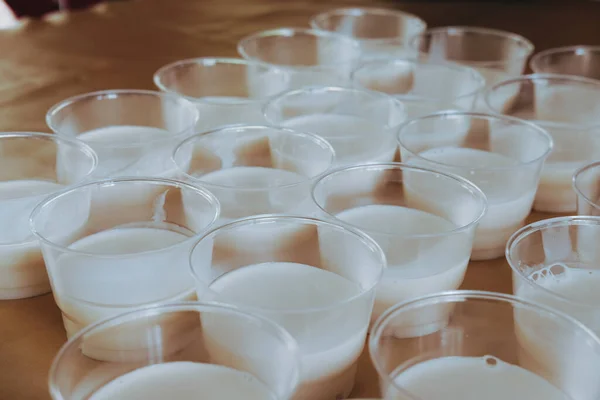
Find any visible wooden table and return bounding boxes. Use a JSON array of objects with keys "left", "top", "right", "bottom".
[{"left": 0, "top": 0, "right": 598, "bottom": 398}]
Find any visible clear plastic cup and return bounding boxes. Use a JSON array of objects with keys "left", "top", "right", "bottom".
[
  {"left": 0, "top": 132, "right": 97, "bottom": 299},
  {"left": 485, "top": 74, "right": 600, "bottom": 212},
  {"left": 410, "top": 26, "right": 534, "bottom": 87},
  {"left": 312, "top": 163, "right": 486, "bottom": 325},
  {"left": 397, "top": 111, "right": 552, "bottom": 260},
  {"left": 49, "top": 302, "right": 301, "bottom": 400},
  {"left": 351, "top": 58, "right": 485, "bottom": 119},
  {"left": 264, "top": 86, "right": 405, "bottom": 167},
  {"left": 154, "top": 57, "right": 288, "bottom": 132},
  {"left": 172, "top": 125, "right": 335, "bottom": 223},
  {"left": 238, "top": 28, "right": 361, "bottom": 90},
  {"left": 370, "top": 291, "right": 600, "bottom": 400},
  {"left": 46, "top": 89, "right": 198, "bottom": 178},
  {"left": 507, "top": 216, "right": 600, "bottom": 336},
  {"left": 573, "top": 161, "right": 600, "bottom": 215},
  {"left": 30, "top": 177, "right": 220, "bottom": 343},
  {"left": 309, "top": 7, "right": 426, "bottom": 60},
  {"left": 190, "top": 215, "right": 385, "bottom": 400},
  {"left": 530, "top": 46, "right": 600, "bottom": 80}
]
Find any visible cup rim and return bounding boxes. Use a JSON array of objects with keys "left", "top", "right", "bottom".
[
  {"left": 237, "top": 27, "right": 361, "bottom": 71},
  {"left": 369, "top": 289, "right": 600, "bottom": 400},
  {"left": 408, "top": 26, "right": 534, "bottom": 67},
  {"left": 309, "top": 6, "right": 427, "bottom": 43},
  {"left": 189, "top": 214, "right": 386, "bottom": 315},
  {"left": 506, "top": 215, "right": 600, "bottom": 309},
  {"left": 573, "top": 161, "right": 600, "bottom": 212},
  {"left": 263, "top": 85, "right": 407, "bottom": 130},
  {"left": 351, "top": 58, "right": 486, "bottom": 102},
  {"left": 484, "top": 73, "right": 600, "bottom": 129},
  {"left": 396, "top": 111, "right": 554, "bottom": 171},
  {"left": 29, "top": 176, "right": 221, "bottom": 257},
  {"left": 46, "top": 89, "right": 200, "bottom": 148},
  {"left": 153, "top": 57, "right": 270, "bottom": 104},
  {"left": 530, "top": 45, "right": 600, "bottom": 73},
  {"left": 172, "top": 124, "right": 336, "bottom": 191},
  {"left": 48, "top": 301, "right": 302, "bottom": 400},
  {"left": 311, "top": 162, "right": 488, "bottom": 239}
]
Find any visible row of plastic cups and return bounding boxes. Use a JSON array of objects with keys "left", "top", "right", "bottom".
[{"left": 48, "top": 290, "right": 600, "bottom": 400}]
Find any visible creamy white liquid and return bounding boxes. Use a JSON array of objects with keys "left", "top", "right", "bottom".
[
  {"left": 206, "top": 262, "right": 367, "bottom": 400},
  {"left": 415, "top": 147, "right": 535, "bottom": 260},
  {"left": 52, "top": 227, "right": 196, "bottom": 347},
  {"left": 282, "top": 114, "right": 396, "bottom": 167},
  {"left": 194, "top": 96, "right": 265, "bottom": 133},
  {"left": 74, "top": 125, "right": 176, "bottom": 178},
  {"left": 0, "top": 180, "right": 63, "bottom": 299},
  {"left": 336, "top": 205, "right": 469, "bottom": 330},
  {"left": 200, "top": 166, "right": 314, "bottom": 221},
  {"left": 389, "top": 356, "right": 570, "bottom": 400},
  {"left": 89, "top": 362, "right": 275, "bottom": 400}
]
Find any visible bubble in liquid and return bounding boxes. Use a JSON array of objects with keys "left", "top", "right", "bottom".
[
  {"left": 530, "top": 263, "right": 570, "bottom": 283},
  {"left": 483, "top": 355, "right": 499, "bottom": 367}
]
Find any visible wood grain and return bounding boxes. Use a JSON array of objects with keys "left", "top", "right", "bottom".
[{"left": 0, "top": 0, "right": 598, "bottom": 399}]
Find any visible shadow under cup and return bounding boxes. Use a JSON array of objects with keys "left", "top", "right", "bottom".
[
  {"left": 30, "top": 178, "right": 220, "bottom": 361},
  {"left": 311, "top": 163, "right": 486, "bottom": 332},
  {"left": 46, "top": 90, "right": 198, "bottom": 179},
  {"left": 370, "top": 291, "right": 600, "bottom": 400},
  {"left": 190, "top": 215, "right": 385, "bottom": 400},
  {"left": 49, "top": 303, "right": 300, "bottom": 400},
  {"left": 172, "top": 125, "right": 335, "bottom": 222},
  {"left": 0, "top": 133, "right": 96, "bottom": 300}
]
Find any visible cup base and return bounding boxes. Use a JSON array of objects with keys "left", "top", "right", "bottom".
[
  {"left": 294, "top": 362, "right": 358, "bottom": 400},
  {"left": 0, "top": 282, "right": 51, "bottom": 300},
  {"left": 470, "top": 246, "right": 505, "bottom": 261}
]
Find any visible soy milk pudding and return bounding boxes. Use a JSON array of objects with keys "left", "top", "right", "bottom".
[
  {"left": 0, "top": 132, "right": 96, "bottom": 299},
  {"left": 351, "top": 59, "right": 484, "bottom": 116},
  {"left": 88, "top": 362, "right": 276, "bottom": 400},
  {"left": 388, "top": 356, "right": 570, "bottom": 400},
  {"left": 238, "top": 28, "right": 361, "bottom": 90},
  {"left": 190, "top": 216, "right": 385, "bottom": 400},
  {"left": 31, "top": 178, "right": 220, "bottom": 349},
  {"left": 398, "top": 112, "right": 552, "bottom": 260},
  {"left": 154, "top": 58, "right": 291, "bottom": 132},
  {"left": 309, "top": 8, "right": 426, "bottom": 60},
  {"left": 312, "top": 164, "right": 485, "bottom": 329},
  {"left": 264, "top": 86, "right": 405, "bottom": 167},
  {"left": 485, "top": 75, "right": 600, "bottom": 212},
  {"left": 173, "top": 125, "right": 334, "bottom": 223},
  {"left": 47, "top": 89, "right": 198, "bottom": 179}
]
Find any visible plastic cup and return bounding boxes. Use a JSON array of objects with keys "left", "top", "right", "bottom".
[
  {"left": 0, "top": 132, "right": 97, "bottom": 299},
  {"left": 397, "top": 111, "right": 552, "bottom": 260},
  {"left": 309, "top": 7, "right": 426, "bottom": 60},
  {"left": 264, "top": 86, "right": 405, "bottom": 167},
  {"left": 172, "top": 125, "right": 335, "bottom": 224},
  {"left": 46, "top": 89, "right": 198, "bottom": 178},
  {"left": 530, "top": 46, "right": 600, "bottom": 80},
  {"left": 30, "top": 177, "right": 220, "bottom": 343},
  {"left": 238, "top": 28, "right": 361, "bottom": 90},
  {"left": 410, "top": 26, "right": 534, "bottom": 87},
  {"left": 573, "top": 161, "right": 600, "bottom": 215},
  {"left": 190, "top": 215, "right": 385, "bottom": 400},
  {"left": 154, "top": 57, "right": 289, "bottom": 132},
  {"left": 49, "top": 302, "right": 301, "bottom": 400},
  {"left": 485, "top": 74, "right": 600, "bottom": 212},
  {"left": 312, "top": 162, "right": 486, "bottom": 326},
  {"left": 351, "top": 58, "right": 485, "bottom": 119},
  {"left": 370, "top": 291, "right": 600, "bottom": 400}
]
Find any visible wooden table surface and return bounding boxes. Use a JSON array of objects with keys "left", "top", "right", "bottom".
[{"left": 0, "top": 0, "right": 598, "bottom": 398}]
